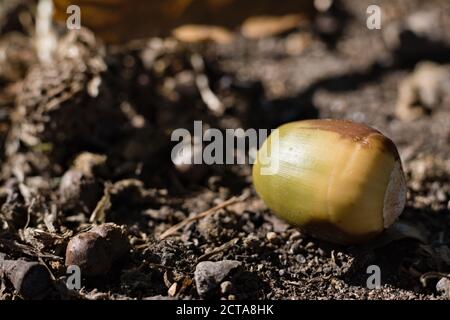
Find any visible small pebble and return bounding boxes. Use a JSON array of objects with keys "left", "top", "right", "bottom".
[
  {"left": 220, "top": 281, "right": 233, "bottom": 295},
  {"left": 194, "top": 260, "right": 241, "bottom": 298},
  {"left": 266, "top": 232, "right": 277, "bottom": 242},
  {"left": 436, "top": 277, "right": 450, "bottom": 298},
  {"left": 295, "top": 254, "right": 306, "bottom": 264},
  {"left": 168, "top": 282, "right": 178, "bottom": 297}
]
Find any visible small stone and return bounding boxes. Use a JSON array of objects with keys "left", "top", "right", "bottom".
[
  {"left": 314, "top": 0, "right": 333, "bottom": 12},
  {"left": 295, "top": 254, "right": 306, "bottom": 264},
  {"left": 395, "top": 61, "right": 448, "bottom": 121},
  {"left": 220, "top": 281, "right": 233, "bottom": 295},
  {"left": 168, "top": 282, "right": 178, "bottom": 297},
  {"left": 285, "top": 32, "right": 311, "bottom": 56},
  {"left": 436, "top": 189, "right": 446, "bottom": 202},
  {"left": 266, "top": 232, "right": 277, "bottom": 242},
  {"left": 194, "top": 260, "right": 241, "bottom": 298},
  {"left": 436, "top": 277, "right": 450, "bottom": 298}
]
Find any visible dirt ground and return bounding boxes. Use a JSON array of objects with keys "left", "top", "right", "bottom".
[{"left": 0, "top": 0, "right": 449, "bottom": 300}]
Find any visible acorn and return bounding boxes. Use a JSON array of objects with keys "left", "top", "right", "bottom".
[
  {"left": 252, "top": 119, "right": 407, "bottom": 245},
  {"left": 65, "top": 223, "right": 130, "bottom": 277},
  {"left": 58, "top": 152, "right": 106, "bottom": 214}
]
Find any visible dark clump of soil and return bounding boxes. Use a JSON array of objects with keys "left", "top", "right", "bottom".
[{"left": 0, "top": 0, "right": 449, "bottom": 300}]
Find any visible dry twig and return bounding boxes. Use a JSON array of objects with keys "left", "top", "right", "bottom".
[
  {"left": 197, "top": 238, "right": 239, "bottom": 262},
  {"left": 159, "top": 194, "right": 248, "bottom": 240}
]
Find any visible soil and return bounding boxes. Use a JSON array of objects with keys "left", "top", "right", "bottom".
[{"left": 0, "top": 0, "right": 449, "bottom": 300}]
